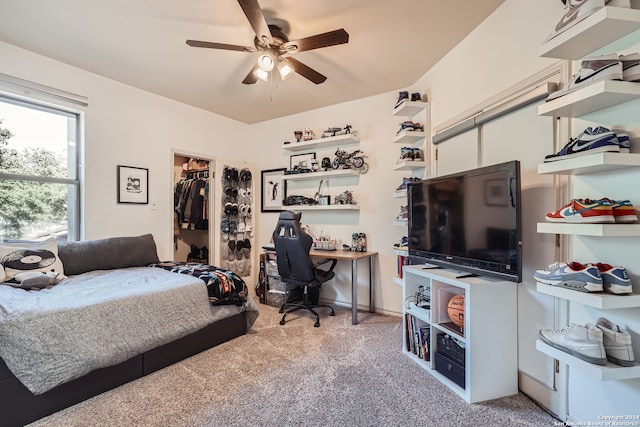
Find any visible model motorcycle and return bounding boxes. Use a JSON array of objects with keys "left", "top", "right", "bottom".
[{"left": 331, "top": 148, "right": 368, "bottom": 173}]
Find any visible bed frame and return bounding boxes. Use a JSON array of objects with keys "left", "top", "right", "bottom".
[{"left": 0, "top": 311, "right": 247, "bottom": 427}]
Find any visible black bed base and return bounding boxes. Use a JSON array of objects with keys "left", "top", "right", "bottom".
[{"left": 0, "top": 311, "right": 247, "bottom": 427}]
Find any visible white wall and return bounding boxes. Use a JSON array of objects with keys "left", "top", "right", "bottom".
[{"left": 0, "top": 41, "right": 251, "bottom": 263}]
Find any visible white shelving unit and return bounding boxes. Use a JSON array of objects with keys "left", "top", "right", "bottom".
[
  {"left": 281, "top": 133, "right": 359, "bottom": 151},
  {"left": 393, "top": 130, "right": 428, "bottom": 145},
  {"left": 538, "top": 80, "right": 640, "bottom": 118},
  {"left": 393, "top": 100, "right": 428, "bottom": 117},
  {"left": 402, "top": 265, "right": 518, "bottom": 403},
  {"left": 393, "top": 160, "right": 427, "bottom": 171},
  {"left": 290, "top": 204, "right": 359, "bottom": 211},
  {"left": 282, "top": 168, "right": 360, "bottom": 181},
  {"left": 281, "top": 130, "right": 362, "bottom": 212},
  {"left": 537, "top": 152, "right": 640, "bottom": 175},
  {"left": 535, "top": 11, "right": 640, "bottom": 383},
  {"left": 536, "top": 340, "right": 640, "bottom": 381}
]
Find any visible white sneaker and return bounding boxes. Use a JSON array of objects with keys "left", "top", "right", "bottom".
[
  {"left": 596, "top": 317, "right": 636, "bottom": 366},
  {"left": 544, "top": 0, "right": 606, "bottom": 44},
  {"left": 547, "top": 54, "right": 623, "bottom": 101},
  {"left": 621, "top": 53, "right": 640, "bottom": 82},
  {"left": 539, "top": 323, "right": 607, "bottom": 365}
]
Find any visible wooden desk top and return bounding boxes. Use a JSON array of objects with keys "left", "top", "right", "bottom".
[
  {"left": 263, "top": 245, "right": 377, "bottom": 260},
  {"left": 309, "top": 249, "right": 377, "bottom": 260}
]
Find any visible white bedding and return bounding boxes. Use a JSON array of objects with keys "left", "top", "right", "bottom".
[{"left": 0, "top": 267, "right": 253, "bottom": 395}]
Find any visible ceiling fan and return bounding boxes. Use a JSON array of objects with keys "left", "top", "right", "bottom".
[{"left": 186, "top": 0, "right": 349, "bottom": 85}]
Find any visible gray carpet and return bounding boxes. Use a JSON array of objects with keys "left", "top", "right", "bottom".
[{"left": 29, "top": 296, "right": 560, "bottom": 426}]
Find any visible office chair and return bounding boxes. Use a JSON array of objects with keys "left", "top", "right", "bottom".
[{"left": 272, "top": 210, "right": 336, "bottom": 327}]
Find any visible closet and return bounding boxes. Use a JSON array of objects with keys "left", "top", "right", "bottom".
[{"left": 173, "top": 155, "right": 213, "bottom": 263}]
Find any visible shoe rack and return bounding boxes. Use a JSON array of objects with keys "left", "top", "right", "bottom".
[
  {"left": 391, "top": 95, "right": 429, "bottom": 285},
  {"left": 535, "top": 5, "right": 640, "bottom": 381}
]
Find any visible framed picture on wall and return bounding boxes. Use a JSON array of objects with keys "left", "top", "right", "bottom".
[
  {"left": 261, "top": 168, "right": 287, "bottom": 212},
  {"left": 117, "top": 165, "right": 149, "bottom": 204}
]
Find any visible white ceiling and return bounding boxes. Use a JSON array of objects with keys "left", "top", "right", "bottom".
[{"left": 0, "top": 0, "right": 505, "bottom": 124}]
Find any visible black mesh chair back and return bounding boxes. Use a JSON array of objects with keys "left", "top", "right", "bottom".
[{"left": 272, "top": 210, "right": 336, "bottom": 327}]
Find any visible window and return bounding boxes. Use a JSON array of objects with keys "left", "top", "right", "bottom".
[{"left": 0, "top": 94, "right": 81, "bottom": 241}]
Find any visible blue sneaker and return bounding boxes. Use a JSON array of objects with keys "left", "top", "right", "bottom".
[
  {"left": 534, "top": 261, "right": 604, "bottom": 292},
  {"left": 615, "top": 132, "right": 630, "bottom": 153},
  {"left": 544, "top": 126, "right": 619, "bottom": 162},
  {"left": 594, "top": 263, "right": 633, "bottom": 294}
]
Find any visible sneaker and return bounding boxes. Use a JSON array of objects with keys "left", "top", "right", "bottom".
[
  {"left": 544, "top": 126, "right": 619, "bottom": 162},
  {"left": 397, "top": 121, "right": 424, "bottom": 134},
  {"left": 594, "top": 263, "right": 633, "bottom": 294},
  {"left": 396, "top": 177, "right": 420, "bottom": 191},
  {"left": 547, "top": 54, "right": 623, "bottom": 101},
  {"left": 395, "top": 91, "right": 409, "bottom": 109},
  {"left": 545, "top": 198, "right": 615, "bottom": 224},
  {"left": 543, "top": 0, "right": 606, "bottom": 44},
  {"left": 621, "top": 53, "right": 640, "bottom": 82},
  {"left": 411, "top": 92, "right": 422, "bottom": 101},
  {"left": 615, "top": 132, "right": 630, "bottom": 153},
  {"left": 539, "top": 323, "right": 607, "bottom": 365},
  {"left": 534, "top": 261, "right": 604, "bottom": 292},
  {"left": 396, "top": 206, "right": 408, "bottom": 220},
  {"left": 596, "top": 317, "right": 636, "bottom": 366},
  {"left": 398, "top": 147, "right": 413, "bottom": 162},
  {"left": 411, "top": 148, "right": 424, "bottom": 161},
  {"left": 393, "top": 236, "right": 409, "bottom": 248},
  {"left": 600, "top": 198, "right": 637, "bottom": 223}
]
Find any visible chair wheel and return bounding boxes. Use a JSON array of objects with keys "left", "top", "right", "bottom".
[
  {"left": 280, "top": 319, "right": 286, "bottom": 325},
  {"left": 330, "top": 311, "right": 335, "bottom": 316},
  {"left": 279, "top": 308, "right": 284, "bottom": 313},
  {"left": 314, "top": 321, "right": 320, "bottom": 327}
]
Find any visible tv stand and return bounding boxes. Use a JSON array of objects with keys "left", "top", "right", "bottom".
[{"left": 401, "top": 265, "right": 517, "bottom": 403}]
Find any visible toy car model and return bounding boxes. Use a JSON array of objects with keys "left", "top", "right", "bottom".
[{"left": 283, "top": 195, "right": 316, "bottom": 206}]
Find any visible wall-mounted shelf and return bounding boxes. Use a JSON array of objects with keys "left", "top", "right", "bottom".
[
  {"left": 536, "top": 340, "right": 640, "bottom": 381},
  {"left": 536, "top": 282, "right": 640, "bottom": 310},
  {"left": 393, "top": 218, "right": 408, "bottom": 226},
  {"left": 281, "top": 133, "right": 360, "bottom": 151},
  {"left": 538, "top": 153, "right": 640, "bottom": 175},
  {"left": 393, "top": 101, "right": 428, "bottom": 117},
  {"left": 394, "top": 160, "right": 427, "bottom": 171},
  {"left": 288, "top": 204, "right": 359, "bottom": 211},
  {"left": 539, "top": 6, "right": 640, "bottom": 60},
  {"left": 538, "top": 80, "right": 640, "bottom": 118},
  {"left": 537, "top": 222, "right": 640, "bottom": 237},
  {"left": 393, "top": 130, "right": 427, "bottom": 145},
  {"left": 393, "top": 189, "right": 407, "bottom": 198},
  {"left": 282, "top": 168, "right": 360, "bottom": 181}
]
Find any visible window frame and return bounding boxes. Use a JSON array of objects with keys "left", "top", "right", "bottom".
[{"left": 0, "top": 92, "right": 82, "bottom": 241}]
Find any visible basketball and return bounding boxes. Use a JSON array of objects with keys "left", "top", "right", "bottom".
[{"left": 447, "top": 294, "right": 465, "bottom": 328}]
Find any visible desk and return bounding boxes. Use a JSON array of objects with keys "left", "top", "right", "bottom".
[
  {"left": 310, "top": 249, "right": 377, "bottom": 325},
  {"left": 264, "top": 246, "right": 377, "bottom": 325}
]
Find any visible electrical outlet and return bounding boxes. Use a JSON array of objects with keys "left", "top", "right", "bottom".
[{"left": 150, "top": 200, "right": 158, "bottom": 211}]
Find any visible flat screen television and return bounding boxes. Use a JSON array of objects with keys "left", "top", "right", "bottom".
[{"left": 407, "top": 160, "right": 522, "bottom": 282}]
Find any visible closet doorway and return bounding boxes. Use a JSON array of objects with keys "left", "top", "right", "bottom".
[{"left": 172, "top": 150, "right": 216, "bottom": 264}]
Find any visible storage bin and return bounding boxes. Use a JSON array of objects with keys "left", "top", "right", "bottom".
[
  {"left": 435, "top": 351, "right": 465, "bottom": 389},
  {"left": 436, "top": 333, "right": 465, "bottom": 365}
]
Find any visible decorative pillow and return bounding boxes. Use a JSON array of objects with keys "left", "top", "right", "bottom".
[
  {"left": 0, "top": 238, "right": 66, "bottom": 281},
  {"left": 57, "top": 234, "right": 160, "bottom": 275}
]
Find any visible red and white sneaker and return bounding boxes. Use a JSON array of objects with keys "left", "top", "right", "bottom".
[
  {"left": 546, "top": 198, "right": 615, "bottom": 223},
  {"left": 600, "top": 198, "right": 638, "bottom": 223}
]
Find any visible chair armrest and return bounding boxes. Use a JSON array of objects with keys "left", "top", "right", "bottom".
[{"left": 314, "top": 258, "right": 337, "bottom": 273}]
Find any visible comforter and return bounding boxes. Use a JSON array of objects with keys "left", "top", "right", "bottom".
[{"left": 0, "top": 266, "right": 257, "bottom": 395}]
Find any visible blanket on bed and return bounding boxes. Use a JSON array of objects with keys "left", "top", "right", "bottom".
[
  {"left": 149, "top": 261, "right": 247, "bottom": 306},
  {"left": 0, "top": 267, "right": 235, "bottom": 395}
]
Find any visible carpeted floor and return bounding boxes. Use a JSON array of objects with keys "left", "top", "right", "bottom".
[{"left": 29, "top": 296, "right": 561, "bottom": 426}]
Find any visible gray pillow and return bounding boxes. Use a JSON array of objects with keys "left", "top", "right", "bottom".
[{"left": 58, "top": 234, "right": 160, "bottom": 275}]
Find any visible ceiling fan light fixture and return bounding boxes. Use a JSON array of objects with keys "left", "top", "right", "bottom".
[
  {"left": 277, "top": 59, "right": 294, "bottom": 80},
  {"left": 257, "top": 53, "right": 275, "bottom": 71},
  {"left": 255, "top": 67, "right": 270, "bottom": 81}
]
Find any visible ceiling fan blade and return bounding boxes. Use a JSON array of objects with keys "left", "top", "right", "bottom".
[
  {"left": 242, "top": 64, "right": 260, "bottom": 85},
  {"left": 186, "top": 40, "right": 255, "bottom": 52},
  {"left": 282, "top": 29, "right": 349, "bottom": 53},
  {"left": 237, "top": 0, "right": 273, "bottom": 47},
  {"left": 286, "top": 57, "right": 327, "bottom": 84}
]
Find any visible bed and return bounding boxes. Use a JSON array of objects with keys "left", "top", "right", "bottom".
[{"left": 0, "top": 234, "right": 258, "bottom": 427}]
